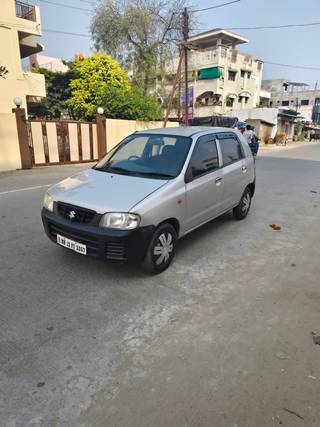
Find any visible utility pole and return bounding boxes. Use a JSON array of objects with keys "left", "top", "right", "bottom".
[
  {"left": 177, "top": 79, "right": 181, "bottom": 120},
  {"left": 182, "top": 7, "right": 189, "bottom": 126},
  {"left": 163, "top": 49, "right": 184, "bottom": 127}
]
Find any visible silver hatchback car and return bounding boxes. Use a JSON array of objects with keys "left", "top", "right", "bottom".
[{"left": 42, "top": 127, "right": 255, "bottom": 273}]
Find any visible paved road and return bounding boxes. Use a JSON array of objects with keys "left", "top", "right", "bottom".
[{"left": 1, "top": 144, "right": 320, "bottom": 427}]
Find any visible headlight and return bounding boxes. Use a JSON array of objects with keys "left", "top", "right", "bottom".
[
  {"left": 100, "top": 213, "right": 140, "bottom": 230},
  {"left": 43, "top": 192, "right": 54, "bottom": 212}
]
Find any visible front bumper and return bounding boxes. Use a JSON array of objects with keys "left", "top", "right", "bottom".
[{"left": 41, "top": 208, "right": 155, "bottom": 264}]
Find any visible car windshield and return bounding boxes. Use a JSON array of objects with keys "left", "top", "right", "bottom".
[{"left": 94, "top": 133, "right": 192, "bottom": 179}]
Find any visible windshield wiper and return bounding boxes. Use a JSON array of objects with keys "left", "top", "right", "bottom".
[
  {"left": 97, "top": 165, "right": 132, "bottom": 175},
  {"left": 107, "top": 166, "right": 130, "bottom": 173},
  {"left": 138, "top": 172, "right": 175, "bottom": 179},
  {"left": 95, "top": 166, "right": 174, "bottom": 179}
]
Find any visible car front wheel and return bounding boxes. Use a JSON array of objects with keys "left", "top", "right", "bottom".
[
  {"left": 233, "top": 187, "right": 252, "bottom": 220},
  {"left": 142, "top": 223, "right": 177, "bottom": 274}
]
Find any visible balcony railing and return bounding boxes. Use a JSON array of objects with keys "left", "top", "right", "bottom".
[{"left": 16, "top": 1, "right": 36, "bottom": 21}]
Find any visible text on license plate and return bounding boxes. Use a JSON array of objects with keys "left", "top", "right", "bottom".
[{"left": 57, "top": 234, "right": 87, "bottom": 255}]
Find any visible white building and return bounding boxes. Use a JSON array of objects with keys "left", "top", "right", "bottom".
[
  {"left": 229, "top": 107, "right": 299, "bottom": 142},
  {"left": 29, "top": 54, "right": 69, "bottom": 73},
  {"left": 262, "top": 79, "right": 320, "bottom": 124},
  {"left": 165, "top": 29, "right": 264, "bottom": 118}
]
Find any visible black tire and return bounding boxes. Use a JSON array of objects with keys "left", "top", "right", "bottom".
[
  {"left": 233, "top": 187, "right": 252, "bottom": 220},
  {"left": 142, "top": 223, "right": 177, "bottom": 274}
]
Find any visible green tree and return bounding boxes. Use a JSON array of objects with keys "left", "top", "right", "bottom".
[
  {"left": 91, "top": 0, "right": 188, "bottom": 93},
  {"left": 67, "top": 53, "right": 130, "bottom": 119},
  {"left": 28, "top": 66, "right": 76, "bottom": 119},
  {"left": 294, "top": 123, "right": 306, "bottom": 141},
  {"left": 102, "top": 86, "right": 163, "bottom": 121}
]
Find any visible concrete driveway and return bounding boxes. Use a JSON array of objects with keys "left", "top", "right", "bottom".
[{"left": 1, "top": 144, "right": 320, "bottom": 427}]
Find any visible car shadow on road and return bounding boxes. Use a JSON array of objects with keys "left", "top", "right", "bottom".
[
  {"left": 44, "top": 213, "right": 234, "bottom": 283},
  {"left": 177, "top": 212, "right": 234, "bottom": 256},
  {"left": 39, "top": 153, "right": 320, "bottom": 282}
]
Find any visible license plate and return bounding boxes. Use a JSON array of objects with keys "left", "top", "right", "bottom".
[{"left": 57, "top": 234, "right": 87, "bottom": 255}]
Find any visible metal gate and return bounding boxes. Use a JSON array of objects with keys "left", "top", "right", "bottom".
[{"left": 27, "top": 119, "right": 99, "bottom": 166}]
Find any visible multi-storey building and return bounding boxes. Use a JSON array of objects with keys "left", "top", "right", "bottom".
[
  {"left": 0, "top": 0, "right": 46, "bottom": 113},
  {"left": 262, "top": 79, "right": 320, "bottom": 124},
  {"left": 164, "top": 29, "right": 264, "bottom": 118}
]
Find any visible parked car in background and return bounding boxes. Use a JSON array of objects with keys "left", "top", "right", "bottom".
[{"left": 42, "top": 127, "right": 256, "bottom": 273}]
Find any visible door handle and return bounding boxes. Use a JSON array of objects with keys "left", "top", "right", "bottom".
[
  {"left": 215, "top": 177, "right": 223, "bottom": 185},
  {"left": 242, "top": 166, "right": 247, "bottom": 172}
]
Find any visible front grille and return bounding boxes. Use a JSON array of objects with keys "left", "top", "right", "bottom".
[
  {"left": 48, "top": 222, "right": 100, "bottom": 257},
  {"left": 57, "top": 202, "right": 96, "bottom": 225},
  {"left": 105, "top": 242, "right": 126, "bottom": 261}
]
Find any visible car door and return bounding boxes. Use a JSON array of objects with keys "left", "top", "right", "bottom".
[
  {"left": 184, "top": 134, "right": 225, "bottom": 233},
  {"left": 217, "top": 133, "right": 247, "bottom": 209}
]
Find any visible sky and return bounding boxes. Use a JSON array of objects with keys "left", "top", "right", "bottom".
[{"left": 33, "top": 0, "right": 320, "bottom": 87}]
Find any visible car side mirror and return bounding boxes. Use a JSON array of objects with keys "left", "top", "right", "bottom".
[{"left": 184, "top": 166, "right": 194, "bottom": 184}]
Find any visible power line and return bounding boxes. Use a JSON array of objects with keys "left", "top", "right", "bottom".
[
  {"left": 192, "top": 0, "right": 240, "bottom": 13},
  {"left": 43, "top": 28, "right": 91, "bottom": 37},
  {"left": 264, "top": 61, "right": 320, "bottom": 71},
  {"left": 229, "top": 21, "right": 320, "bottom": 30},
  {"left": 192, "top": 21, "right": 320, "bottom": 33},
  {"left": 38, "top": 0, "right": 91, "bottom": 12}
]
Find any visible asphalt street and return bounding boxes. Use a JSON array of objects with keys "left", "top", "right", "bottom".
[{"left": 1, "top": 144, "right": 320, "bottom": 427}]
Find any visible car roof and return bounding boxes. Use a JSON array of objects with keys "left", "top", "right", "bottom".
[{"left": 136, "top": 126, "right": 237, "bottom": 138}]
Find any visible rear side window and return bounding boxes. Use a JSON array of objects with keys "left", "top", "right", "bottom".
[
  {"left": 190, "top": 135, "right": 219, "bottom": 178},
  {"left": 219, "top": 137, "right": 243, "bottom": 166}
]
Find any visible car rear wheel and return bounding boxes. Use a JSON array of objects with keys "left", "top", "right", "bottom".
[
  {"left": 233, "top": 187, "right": 252, "bottom": 220},
  {"left": 142, "top": 223, "right": 177, "bottom": 274}
]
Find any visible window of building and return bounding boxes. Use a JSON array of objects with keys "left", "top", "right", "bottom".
[
  {"left": 228, "top": 70, "right": 237, "bottom": 81},
  {"left": 301, "top": 99, "right": 309, "bottom": 106},
  {"left": 226, "top": 96, "right": 234, "bottom": 107},
  {"left": 190, "top": 136, "right": 219, "bottom": 178},
  {"left": 196, "top": 92, "right": 221, "bottom": 107},
  {"left": 240, "top": 70, "right": 251, "bottom": 78},
  {"left": 315, "top": 98, "right": 320, "bottom": 105},
  {"left": 238, "top": 95, "right": 249, "bottom": 104},
  {"left": 281, "top": 100, "right": 289, "bottom": 106},
  {"left": 219, "top": 137, "right": 243, "bottom": 166}
]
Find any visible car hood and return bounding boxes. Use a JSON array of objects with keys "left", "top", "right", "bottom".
[{"left": 48, "top": 168, "right": 168, "bottom": 213}]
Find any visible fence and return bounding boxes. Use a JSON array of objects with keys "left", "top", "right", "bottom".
[
  {"left": 27, "top": 120, "right": 98, "bottom": 165},
  {"left": 0, "top": 109, "right": 179, "bottom": 171}
]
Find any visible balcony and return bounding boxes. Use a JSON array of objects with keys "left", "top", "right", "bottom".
[
  {"left": 16, "top": 1, "right": 36, "bottom": 22},
  {"left": 23, "top": 71, "right": 46, "bottom": 100},
  {"left": 19, "top": 33, "right": 43, "bottom": 58},
  {"left": 194, "top": 104, "right": 223, "bottom": 117}
]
